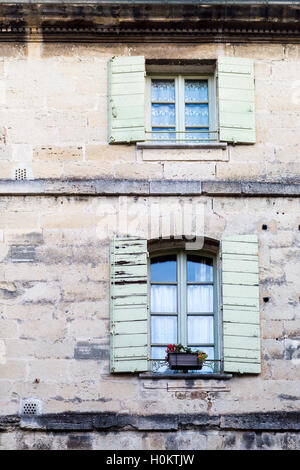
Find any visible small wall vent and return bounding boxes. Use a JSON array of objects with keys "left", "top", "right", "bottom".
[
  {"left": 20, "top": 398, "right": 42, "bottom": 416},
  {"left": 12, "top": 165, "right": 33, "bottom": 181},
  {"left": 15, "top": 168, "right": 27, "bottom": 180}
]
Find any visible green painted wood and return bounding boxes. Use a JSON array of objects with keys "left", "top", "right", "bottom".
[
  {"left": 222, "top": 235, "right": 258, "bottom": 243},
  {"left": 218, "top": 128, "right": 256, "bottom": 144},
  {"left": 218, "top": 57, "right": 256, "bottom": 144},
  {"left": 222, "top": 234, "right": 261, "bottom": 374},
  {"left": 224, "top": 348, "right": 260, "bottom": 361},
  {"left": 223, "top": 335, "right": 260, "bottom": 350},
  {"left": 111, "top": 72, "right": 146, "bottom": 84},
  {"left": 113, "top": 283, "right": 148, "bottom": 297},
  {"left": 114, "top": 320, "right": 148, "bottom": 335},
  {"left": 110, "top": 237, "right": 148, "bottom": 373},
  {"left": 222, "top": 272, "right": 258, "bottom": 285},
  {"left": 219, "top": 111, "right": 255, "bottom": 129},
  {"left": 219, "top": 88, "right": 254, "bottom": 103},
  {"left": 112, "top": 94, "right": 145, "bottom": 108},
  {"left": 223, "top": 362, "right": 260, "bottom": 374},
  {"left": 223, "top": 309, "right": 259, "bottom": 325},
  {"left": 222, "top": 259, "right": 259, "bottom": 274},
  {"left": 219, "top": 100, "right": 255, "bottom": 114},
  {"left": 114, "top": 294, "right": 148, "bottom": 307},
  {"left": 114, "top": 307, "right": 148, "bottom": 322},
  {"left": 108, "top": 56, "right": 145, "bottom": 144},
  {"left": 111, "top": 82, "right": 145, "bottom": 96},
  {"left": 223, "top": 296, "right": 259, "bottom": 309},
  {"left": 115, "top": 264, "right": 148, "bottom": 278},
  {"left": 114, "top": 333, "right": 148, "bottom": 349},
  {"left": 111, "top": 105, "right": 144, "bottom": 120},
  {"left": 109, "top": 129, "right": 145, "bottom": 144},
  {"left": 223, "top": 323, "right": 260, "bottom": 337},
  {"left": 113, "top": 359, "right": 149, "bottom": 373},
  {"left": 222, "top": 241, "right": 258, "bottom": 255},
  {"left": 223, "top": 284, "right": 259, "bottom": 299},
  {"left": 114, "top": 346, "right": 148, "bottom": 358}
]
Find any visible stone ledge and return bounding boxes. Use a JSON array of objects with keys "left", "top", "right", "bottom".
[
  {"left": 0, "top": 411, "right": 296, "bottom": 432},
  {"left": 0, "top": 179, "right": 299, "bottom": 197},
  {"left": 221, "top": 412, "right": 300, "bottom": 431},
  {"left": 149, "top": 180, "right": 202, "bottom": 195},
  {"left": 137, "top": 143, "right": 227, "bottom": 150},
  {"left": 139, "top": 373, "right": 232, "bottom": 380}
]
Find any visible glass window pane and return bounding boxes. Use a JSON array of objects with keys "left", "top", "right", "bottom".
[
  {"left": 185, "top": 128, "right": 209, "bottom": 143},
  {"left": 151, "top": 255, "right": 177, "bottom": 283},
  {"left": 185, "top": 104, "right": 209, "bottom": 127},
  {"left": 152, "top": 103, "right": 176, "bottom": 127},
  {"left": 151, "top": 316, "right": 177, "bottom": 344},
  {"left": 187, "top": 256, "right": 213, "bottom": 282},
  {"left": 151, "top": 347, "right": 169, "bottom": 373},
  {"left": 152, "top": 128, "right": 175, "bottom": 142},
  {"left": 152, "top": 79, "right": 175, "bottom": 102},
  {"left": 188, "top": 316, "right": 214, "bottom": 343},
  {"left": 151, "top": 285, "right": 177, "bottom": 313},
  {"left": 190, "top": 346, "right": 215, "bottom": 373},
  {"left": 187, "top": 285, "right": 213, "bottom": 313},
  {"left": 185, "top": 80, "right": 208, "bottom": 102}
]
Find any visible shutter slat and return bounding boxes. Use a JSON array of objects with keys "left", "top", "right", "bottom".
[
  {"left": 110, "top": 237, "right": 148, "bottom": 373},
  {"left": 218, "top": 57, "right": 256, "bottom": 144},
  {"left": 108, "top": 56, "right": 145, "bottom": 144},
  {"left": 222, "top": 234, "right": 261, "bottom": 374},
  {"left": 114, "top": 334, "right": 148, "bottom": 349}
]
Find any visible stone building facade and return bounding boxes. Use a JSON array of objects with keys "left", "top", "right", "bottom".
[{"left": 0, "top": 0, "right": 299, "bottom": 450}]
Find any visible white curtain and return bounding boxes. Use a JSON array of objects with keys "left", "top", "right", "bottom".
[
  {"left": 151, "top": 316, "right": 177, "bottom": 344},
  {"left": 187, "top": 285, "right": 213, "bottom": 313},
  {"left": 151, "top": 285, "right": 177, "bottom": 313},
  {"left": 188, "top": 316, "right": 214, "bottom": 344}
]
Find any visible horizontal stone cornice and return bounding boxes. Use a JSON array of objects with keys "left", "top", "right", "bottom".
[
  {"left": 1, "top": 2, "right": 300, "bottom": 42},
  {"left": 1, "top": 411, "right": 300, "bottom": 432},
  {"left": 0, "top": 179, "right": 299, "bottom": 197}
]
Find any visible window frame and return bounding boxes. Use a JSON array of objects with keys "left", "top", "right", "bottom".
[
  {"left": 148, "top": 249, "right": 220, "bottom": 373},
  {"left": 145, "top": 74, "right": 217, "bottom": 144}
]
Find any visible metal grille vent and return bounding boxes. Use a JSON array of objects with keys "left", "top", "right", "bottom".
[
  {"left": 15, "top": 168, "right": 27, "bottom": 180},
  {"left": 20, "top": 399, "right": 42, "bottom": 416}
]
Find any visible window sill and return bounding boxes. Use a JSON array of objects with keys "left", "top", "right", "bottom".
[
  {"left": 139, "top": 373, "right": 232, "bottom": 380},
  {"left": 136, "top": 142, "right": 227, "bottom": 150}
]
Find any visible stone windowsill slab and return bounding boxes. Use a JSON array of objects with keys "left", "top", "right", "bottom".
[
  {"left": 137, "top": 142, "right": 227, "bottom": 150},
  {"left": 139, "top": 373, "right": 232, "bottom": 380}
]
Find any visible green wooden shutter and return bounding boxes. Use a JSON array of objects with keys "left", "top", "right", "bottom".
[
  {"left": 222, "top": 235, "right": 260, "bottom": 374},
  {"left": 218, "top": 57, "right": 256, "bottom": 144},
  {"left": 108, "top": 56, "right": 145, "bottom": 144},
  {"left": 110, "top": 237, "right": 148, "bottom": 373}
]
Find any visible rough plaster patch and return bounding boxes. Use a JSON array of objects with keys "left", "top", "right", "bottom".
[
  {"left": 0, "top": 281, "right": 17, "bottom": 293},
  {"left": 0, "top": 80, "right": 6, "bottom": 105},
  {"left": 0, "top": 340, "right": 6, "bottom": 364},
  {"left": 12, "top": 145, "right": 33, "bottom": 163},
  {"left": 10, "top": 245, "right": 36, "bottom": 262}
]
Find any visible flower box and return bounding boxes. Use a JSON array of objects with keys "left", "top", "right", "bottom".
[{"left": 167, "top": 352, "right": 204, "bottom": 370}]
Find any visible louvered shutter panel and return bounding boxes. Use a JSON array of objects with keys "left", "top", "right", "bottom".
[
  {"left": 222, "top": 235, "right": 261, "bottom": 374},
  {"left": 218, "top": 57, "right": 256, "bottom": 144},
  {"left": 110, "top": 237, "right": 148, "bottom": 373},
  {"left": 108, "top": 56, "right": 145, "bottom": 144}
]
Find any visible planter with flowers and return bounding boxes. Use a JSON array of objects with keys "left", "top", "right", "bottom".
[{"left": 166, "top": 344, "right": 208, "bottom": 371}]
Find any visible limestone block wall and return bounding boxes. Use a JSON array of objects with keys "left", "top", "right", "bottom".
[
  {"left": 0, "top": 42, "right": 300, "bottom": 182},
  {"left": 0, "top": 194, "right": 299, "bottom": 419}
]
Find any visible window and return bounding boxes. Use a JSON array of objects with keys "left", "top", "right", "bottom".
[
  {"left": 109, "top": 235, "right": 260, "bottom": 376},
  {"left": 150, "top": 251, "right": 219, "bottom": 373},
  {"left": 109, "top": 56, "right": 256, "bottom": 145},
  {"left": 146, "top": 75, "right": 216, "bottom": 143}
]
